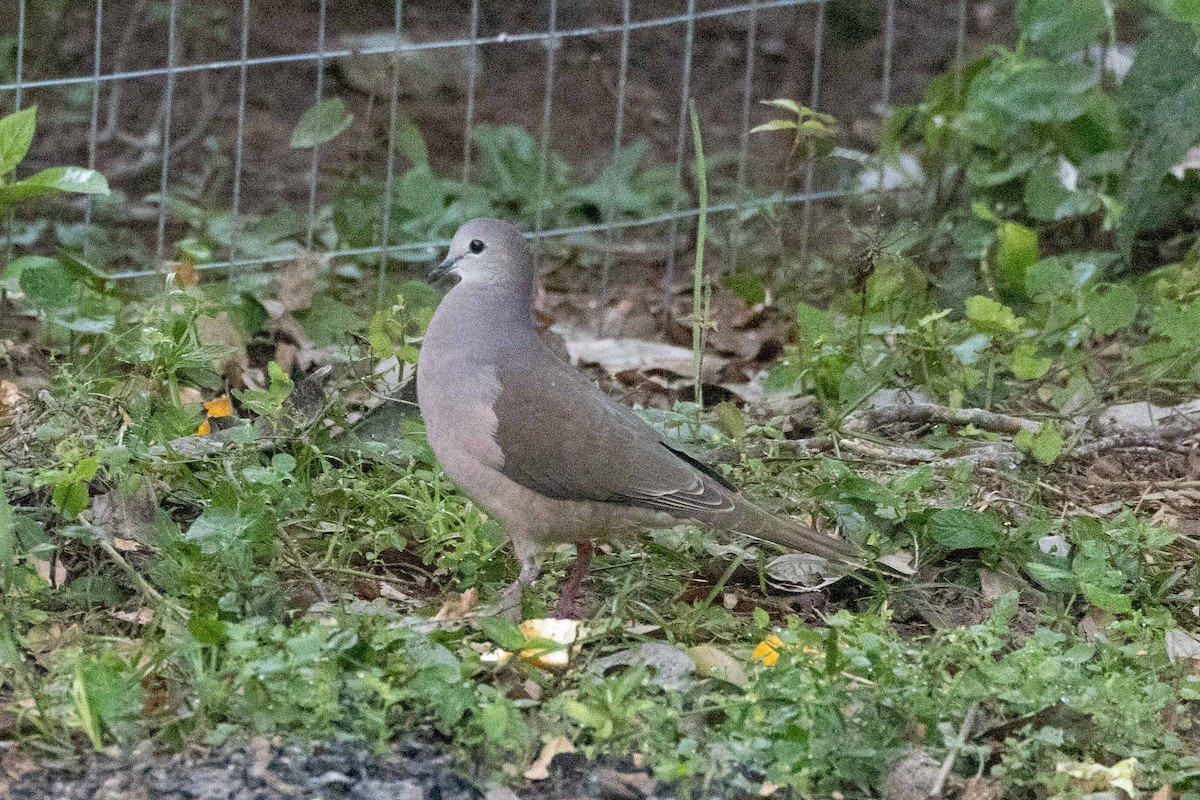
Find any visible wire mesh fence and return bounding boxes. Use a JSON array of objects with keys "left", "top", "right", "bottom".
[{"left": 0, "top": 0, "right": 975, "bottom": 299}]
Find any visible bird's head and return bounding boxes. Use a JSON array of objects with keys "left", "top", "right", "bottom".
[{"left": 431, "top": 218, "right": 533, "bottom": 290}]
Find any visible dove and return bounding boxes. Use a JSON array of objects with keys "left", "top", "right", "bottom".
[{"left": 417, "top": 218, "right": 860, "bottom": 617}]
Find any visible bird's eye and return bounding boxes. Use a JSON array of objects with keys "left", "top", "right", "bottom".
[{"left": 469, "top": 239, "right": 486, "bottom": 254}]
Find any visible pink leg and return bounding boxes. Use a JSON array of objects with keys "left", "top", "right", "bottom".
[{"left": 553, "top": 541, "right": 594, "bottom": 619}]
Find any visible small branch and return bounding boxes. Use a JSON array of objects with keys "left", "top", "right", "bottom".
[
  {"left": 86, "top": 521, "right": 189, "bottom": 619},
  {"left": 861, "top": 404, "right": 1043, "bottom": 435},
  {"left": 928, "top": 703, "right": 977, "bottom": 799}
]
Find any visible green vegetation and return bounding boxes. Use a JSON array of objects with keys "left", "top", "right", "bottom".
[{"left": 2, "top": 1, "right": 1200, "bottom": 797}]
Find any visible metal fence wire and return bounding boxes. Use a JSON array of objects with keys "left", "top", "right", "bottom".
[{"left": 0, "top": 0, "right": 971, "bottom": 297}]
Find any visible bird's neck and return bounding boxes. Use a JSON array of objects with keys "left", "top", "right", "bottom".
[{"left": 433, "top": 281, "right": 537, "bottom": 348}]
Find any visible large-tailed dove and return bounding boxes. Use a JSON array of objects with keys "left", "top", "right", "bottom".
[{"left": 417, "top": 218, "right": 861, "bottom": 616}]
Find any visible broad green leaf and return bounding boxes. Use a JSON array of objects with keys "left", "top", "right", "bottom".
[
  {"left": 0, "top": 166, "right": 109, "bottom": 207},
  {"left": 1159, "top": 0, "right": 1200, "bottom": 23},
  {"left": 966, "top": 59, "right": 1097, "bottom": 124},
  {"left": 1084, "top": 284, "right": 1138, "bottom": 335},
  {"left": 1017, "top": 0, "right": 1108, "bottom": 58},
  {"left": 477, "top": 616, "right": 526, "bottom": 651},
  {"left": 290, "top": 97, "right": 355, "bottom": 148},
  {"left": 392, "top": 114, "right": 429, "bottom": 170},
  {"left": 1119, "top": 20, "right": 1200, "bottom": 256},
  {"left": 965, "top": 295, "right": 1022, "bottom": 335},
  {"left": 0, "top": 106, "right": 36, "bottom": 175},
  {"left": 1015, "top": 424, "right": 1064, "bottom": 464},
  {"left": 1023, "top": 160, "right": 1099, "bottom": 221},
  {"left": 994, "top": 222, "right": 1038, "bottom": 303},
  {"left": 17, "top": 257, "right": 74, "bottom": 305},
  {"left": 1025, "top": 561, "right": 1075, "bottom": 592},
  {"left": 750, "top": 119, "right": 798, "bottom": 134},
  {"left": 929, "top": 508, "right": 1004, "bottom": 550},
  {"left": 1011, "top": 342, "right": 1051, "bottom": 380},
  {"left": 1080, "top": 582, "right": 1133, "bottom": 614},
  {"left": 1025, "top": 254, "right": 1103, "bottom": 301},
  {"left": 761, "top": 98, "right": 804, "bottom": 115}
]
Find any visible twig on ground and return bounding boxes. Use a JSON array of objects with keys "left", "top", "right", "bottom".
[
  {"left": 928, "top": 703, "right": 977, "bottom": 799},
  {"left": 861, "top": 404, "right": 1043, "bottom": 435},
  {"left": 84, "top": 521, "right": 190, "bottom": 619}
]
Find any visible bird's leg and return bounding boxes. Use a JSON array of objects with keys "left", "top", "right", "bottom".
[
  {"left": 501, "top": 538, "right": 540, "bottom": 621},
  {"left": 553, "top": 541, "right": 594, "bottom": 619}
]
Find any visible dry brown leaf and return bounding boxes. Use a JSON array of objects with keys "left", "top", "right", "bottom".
[
  {"left": 432, "top": 588, "right": 479, "bottom": 621},
  {"left": 278, "top": 252, "right": 323, "bottom": 313},
  {"left": 0, "top": 380, "right": 21, "bottom": 416},
  {"left": 30, "top": 552, "right": 66, "bottom": 588},
  {"left": 194, "top": 311, "right": 249, "bottom": 385},
  {"left": 687, "top": 644, "right": 748, "bottom": 687},
  {"left": 523, "top": 735, "right": 576, "bottom": 780},
  {"left": 112, "top": 608, "right": 155, "bottom": 625},
  {"left": 170, "top": 260, "right": 199, "bottom": 287}
]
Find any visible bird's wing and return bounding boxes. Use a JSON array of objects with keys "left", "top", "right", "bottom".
[{"left": 491, "top": 339, "right": 735, "bottom": 516}]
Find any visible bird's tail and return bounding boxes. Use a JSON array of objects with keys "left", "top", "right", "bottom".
[{"left": 721, "top": 496, "right": 864, "bottom": 567}]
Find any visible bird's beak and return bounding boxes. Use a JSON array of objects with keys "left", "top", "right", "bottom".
[{"left": 428, "top": 253, "right": 462, "bottom": 284}]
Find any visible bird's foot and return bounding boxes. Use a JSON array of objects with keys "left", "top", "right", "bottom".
[
  {"left": 552, "top": 541, "right": 594, "bottom": 619},
  {"left": 500, "top": 580, "right": 524, "bottom": 622}
]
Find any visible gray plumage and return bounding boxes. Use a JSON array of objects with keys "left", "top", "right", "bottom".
[{"left": 417, "top": 219, "right": 860, "bottom": 613}]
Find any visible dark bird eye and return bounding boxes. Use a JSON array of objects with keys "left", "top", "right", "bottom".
[{"left": 469, "top": 239, "right": 486, "bottom": 254}]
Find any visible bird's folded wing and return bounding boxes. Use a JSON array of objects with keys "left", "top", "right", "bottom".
[{"left": 492, "top": 344, "right": 734, "bottom": 515}]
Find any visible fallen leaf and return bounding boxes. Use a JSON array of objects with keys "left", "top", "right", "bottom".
[
  {"left": 764, "top": 553, "right": 844, "bottom": 593},
  {"left": 590, "top": 643, "right": 695, "bottom": 688},
  {"left": 687, "top": 644, "right": 748, "bottom": 687},
  {"left": 378, "top": 582, "right": 412, "bottom": 604},
  {"left": 0, "top": 380, "right": 21, "bottom": 416},
  {"left": 91, "top": 480, "right": 158, "bottom": 547},
  {"left": 978, "top": 569, "right": 1021, "bottom": 601},
  {"left": 524, "top": 735, "right": 576, "bottom": 780},
  {"left": 30, "top": 552, "right": 66, "bottom": 588},
  {"left": 878, "top": 550, "right": 917, "bottom": 576},
  {"left": 432, "top": 588, "right": 479, "bottom": 621},
  {"left": 1165, "top": 628, "right": 1200, "bottom": 667},
  {"left": 111, "top": 608, "right": 155, "bottom": 625},
  {"left": 278, "top": 252, "right": 323, "bottom": 313}
]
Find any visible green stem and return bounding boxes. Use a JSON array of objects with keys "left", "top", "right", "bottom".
[{"left": 688, "top": 99, "right": 708, "bottom": 424}]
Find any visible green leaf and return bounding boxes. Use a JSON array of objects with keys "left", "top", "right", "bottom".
[
  {"left": 750, "top": 119, "right": 798, "bottom": 134},
  {"left": 392, "top": 114, "right": 429, "bottom": 170},
  {"left": 17, "top": 257, "right": 74, "bottom": 305},
  {"left": 1025, "top": 561, "right": 1075, "bottom": 592},
  {"left": 761, "top": 98, "right": 804, "bottom": 115},
  {"left": 477, "top": 616, "right": 526, "bottom": 651},
  {"left": 994, "top": 222, "right": 1038, "bottom": 303},
  {"left": 1159, "top": 0, "right": 1200, "bottom": 23},
  {"left": 0, "top": 166, "right": 109, "bottom": 207},
  {"left": 1015, "top": 424, "right": 1064, "bottom": 464},
  {"left": 722, "top": 273, "right": 767, "bottom": 306},
  {"left": 1025, "top": 254, "right": 1102, "bottom": 301},
  {"left": 290, "top": 97, "right": 355, "bottom": 148},
  {"left": 966, "top": 60, "right": 1097, "bottom": 124},
  {"left": 1084, "top": 284, "right": 1138, "bottom": 335},
  {"left": 1080, "top": 582, "right": 1133, "bottom": 614},
  {"left": 1119, "top": 20, "right": 1200, "bottom": 256},
  {"left": 965, "top": 295, "right": 1022, "bottom": 336},
  {"left": 0, "top": 106, "right": 37, "bottom": 175},
  {"left": 1017, "top": 0, "right": 1108, "bottom": 58},
  {"left": 1011, "top": 342, "right": 1051, "bottom": 380},
  {"left": 929, "top": 508, "right": 1004, "bottom": 550},
  {"left": 1023, "top": 159, "right": 1099, "bottom": 222}
]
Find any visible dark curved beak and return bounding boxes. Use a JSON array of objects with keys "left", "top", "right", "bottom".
[{"left": 428, "top": 253, "right": 461, "bottom": 284}]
